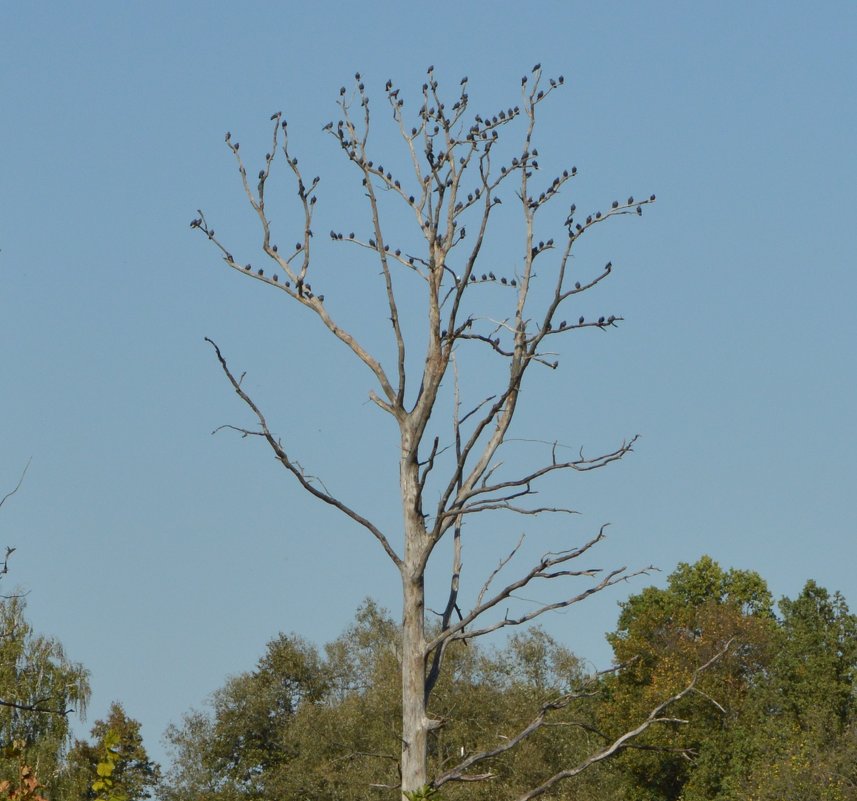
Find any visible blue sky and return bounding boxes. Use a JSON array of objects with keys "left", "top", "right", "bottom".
[{"left": 1, "top": 0, "right": 855, "bottom": 768}]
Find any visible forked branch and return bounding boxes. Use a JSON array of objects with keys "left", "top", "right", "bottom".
[{"left": 426, "top": 527, "right": 652, "bottom": 652}]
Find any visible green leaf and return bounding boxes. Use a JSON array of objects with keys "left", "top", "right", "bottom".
[{"left": 96, "top": 762, "right": 115, "bottom": 777}]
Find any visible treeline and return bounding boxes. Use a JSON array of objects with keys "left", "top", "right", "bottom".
[{"left": 3, "top": 557, "right": 856, "bottom": 800}]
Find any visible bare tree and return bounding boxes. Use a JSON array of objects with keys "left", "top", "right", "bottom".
[{"left": 192, "top": 66, "right": 724, "bottom": 799}]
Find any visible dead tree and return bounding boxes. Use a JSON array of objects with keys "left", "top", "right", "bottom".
[{"left": 193, "top": 66, "right": 723, "bottom": 799}]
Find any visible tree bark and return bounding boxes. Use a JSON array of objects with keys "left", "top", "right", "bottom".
[
  {"left": 400, "top": 428, "right": 430, "bottom": 797},
  {"left": 400, "top": 567, "right": 427, "bottom": 796}
]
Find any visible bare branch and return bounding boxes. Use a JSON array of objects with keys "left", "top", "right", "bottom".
[
  {"left": 192, "top": 119, "right": 402, "bottom": 413},
  {"left": 0, "top": 459, "right": 30, "bottom": 511},
  {"left": 475, "top": 533, "right": 525, "bottom": 609},
  {"left": 205, "top": 338, "right": 402, "bottom": 568},
  {"left": 433, "top": 639, "right": 734, "bottom": 794},
  {"left": 507, "top": 640, "right": 735, "bottom": 800},
  {"left": 427, "top": 527, "right": 652, "bottom": 650},
  {"left": 0, "top": 697, "right": 72, "bottom": 716},
  {"left": 446, "top": 435, "right": 639, "bottom": 518}
]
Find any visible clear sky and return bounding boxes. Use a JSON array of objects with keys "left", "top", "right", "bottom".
[{"left": 1, "top": 0, "right": 855, "bottom": 771}]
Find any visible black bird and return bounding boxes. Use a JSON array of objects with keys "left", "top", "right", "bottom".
[
  {"left": 575, "top": 282, "right": 581, "bottom": 289},
  {"left": 488, "top": 272, "right": 496, "bottom": 280},
  {"left": 510, "top": 279, "right": 517, "bottom": 287},
  {"left": 257, "top": 269, "right": 264, "bottom": 276},
  {"left": 579, "top": 316, "right": 585, "bottom": 324},
  {"left": 598, "top": 316, "right": 605, "bottom": 324}
]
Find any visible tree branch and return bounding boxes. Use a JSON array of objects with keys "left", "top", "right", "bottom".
[
  {"left": 205, "top": 338, "right": 402, "bottom": 568},
  {"left": 432, "top": 638, "right": 734, "bottom": 794},
  {"left": 0, "top": 459, "right": 30, "bottom": 511},
  {"left": 426, "top": 527, "right": 650, "bottom": 652}
]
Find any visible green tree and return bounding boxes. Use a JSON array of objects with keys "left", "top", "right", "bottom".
[
  {"left": 694, "top": 581, "right": 857, "bottom": 801},
  {"left": 0, "top": 596, "right": 90, "bottom": 794},
  {"left": 162, "top": 632, "right": 326, "bottom": 801},
  {"left": 164, "top": 602, "right": 622, "bottom": 801},
  {"left": 63, "top": 703, "right": 160, "bottom": 801},
  {"left": 602, "top": 563, "right": 857, "bottom": 801},
  {"left": 602, "top": 557, "right": 776, "bottom": 801}
]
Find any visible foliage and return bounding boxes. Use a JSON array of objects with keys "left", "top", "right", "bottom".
[
  {"left": 0, "top": 742, "right": 47, "bottom": 801},
  {"left": 687, "top": 580, "right": 857, "bottom": 801},
  {"left": 0, "top": 572, "right": 155, "bottom": 801},
  {"left": 403, "top": 786, "right": 442, "bottom": 801},
  {"left": 603, "top": 558, "right": 857, "bottom": 801},
  {"left": 63, "top": 703, "right": 161, "bottom": 801},
  {"left": 162, "top": 601, "right": 619, "bottom": 801},
  {"left": 90, "top": 730, "right": 126, "bottom": 801},
  {"left": 0, "top": 596, "right": 90, "bottom": 794},
  {"left": 157, "top": 560, "right": 857, "bottom": 800}
]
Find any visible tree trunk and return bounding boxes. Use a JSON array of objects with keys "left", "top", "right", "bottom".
[
  {"left": 401, "top": 568, "right": 427, "bottom": 797},
  {"left": 400, "top": 427, "right": 429, "bottom": 798}
]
